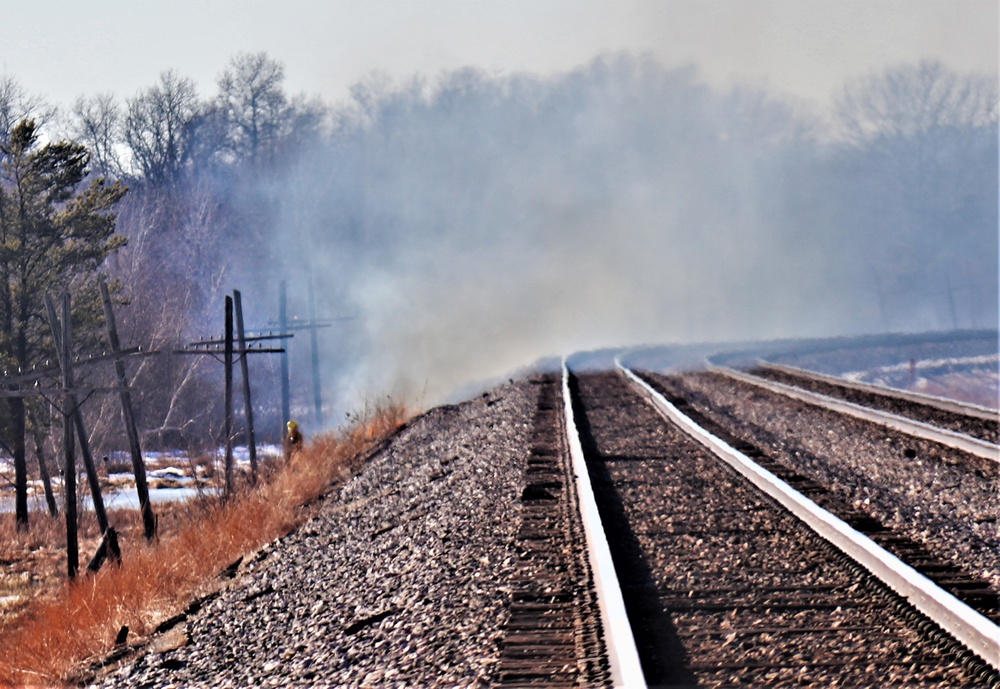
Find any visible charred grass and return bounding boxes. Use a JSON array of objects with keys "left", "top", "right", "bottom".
[{"left": 0, "top": 401, "right": 408, "bottom": 686}]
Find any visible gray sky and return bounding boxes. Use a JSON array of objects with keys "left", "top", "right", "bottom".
[{"left": 4, "top": 0, "right": 997, "bottom": 114}]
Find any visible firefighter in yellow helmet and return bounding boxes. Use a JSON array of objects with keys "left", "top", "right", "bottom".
[{"left": 284, "top": 420, "right": 303, "bottom": 461}]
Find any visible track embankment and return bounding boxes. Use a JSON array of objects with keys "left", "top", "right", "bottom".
[
  {"left": 91, "top": 362, "right": 998, "bottom": 687},
  {"left": 97, "top": 381, "right": 540, "bottom": 687}
]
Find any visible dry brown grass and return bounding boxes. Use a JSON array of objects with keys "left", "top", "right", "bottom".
[{"left": 0, "top": 401, "right": 408, "bottom": 686}]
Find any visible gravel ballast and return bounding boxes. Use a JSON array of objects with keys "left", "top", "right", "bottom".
[
  {"left": 662, "top": 371, "right": 1000, "bottom": 590},
  {"left": 97, "top": 381, "right": 538, "bottom": 688},
  {"left": 86, "top": 341, "right": 997, "bottom": 686},
  {"left": 572, "top": 370, "right": 992, "bottom": 687}
]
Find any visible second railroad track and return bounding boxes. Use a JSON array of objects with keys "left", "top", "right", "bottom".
[{"left": 552, "top": 362, "right": 998, "bottom": 687}]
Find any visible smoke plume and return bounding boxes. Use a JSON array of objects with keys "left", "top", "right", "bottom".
[{"left": 259, "top": 55, "right": 997, "bottom": 417}]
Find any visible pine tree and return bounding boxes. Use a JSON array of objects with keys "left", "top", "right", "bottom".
[{"left": 0, "top": 119, "right": 127, "bottom": 529}]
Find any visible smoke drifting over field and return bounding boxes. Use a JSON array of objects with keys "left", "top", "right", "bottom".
[{"left": 266, "top": 56, "right": 997, "bottom": 414}]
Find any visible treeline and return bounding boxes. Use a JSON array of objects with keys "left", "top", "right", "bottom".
[
  {"left": 0, "top": 53, "right": 328, "bottom": 530},
  {"left": 280, "top": 56, "right": 998, "bottom": 401},
  {"left": 0, "top": 53, "right": 997, "bottom": 523}
]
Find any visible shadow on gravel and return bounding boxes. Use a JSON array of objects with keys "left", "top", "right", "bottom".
[{"left": 567, "top": 373, "right": 698, "bottom": 689}]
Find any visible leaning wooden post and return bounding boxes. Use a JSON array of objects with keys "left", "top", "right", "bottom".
[
  {"left": 233, "top": 291, "right": 258, "bottom": 482},
  {"left": 29, "top": 411, "right": 59, "bottom": 516},
  {"left": 100, "top": 278, "right": 156, "bottom": 540},
  {"left": 72, "top": 400, "right": 108, "bottom": 534},
  {"left": 224, "top": 295, "right": 235, "bottom": 497},
  {"left": 46, "top": 294, "right": 109, "bottom": 535}
]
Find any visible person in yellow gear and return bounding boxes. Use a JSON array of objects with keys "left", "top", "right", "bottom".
[{"left": 284, "top": 420, "right": 303, "bottom": 461}]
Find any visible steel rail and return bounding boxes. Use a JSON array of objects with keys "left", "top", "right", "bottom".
[
  {"left": 757, "top": 359, "right": 999, "bottom": 422},
  {"left": 617, "top": 361, "right": 1000, "bottom": 672},
  {"left": 561, "top": 359, "right": 646, "bottom": 688},
  {"left": 707, "top": 362, "right": 999, "bottom": 463}
]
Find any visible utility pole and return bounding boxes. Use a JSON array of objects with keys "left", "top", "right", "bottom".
[
  {"left": 307, "top": 280, "right": 323, "bottom": 427},
  {"left": 0, "top": 291, "right": 154, "bottom": 573},
  {"left": 945, "top": 274, "right": 959, "bottom": 330},
  {"left": 58, "top": 295, "right": 79, "bottom": 579},
  {"left": 45, "top": 294, "right": 109, "bottom": 537},
  {"left": 272, "top": 280, "right": 333, "bottom": 428},
  {"left": 271, "top": 279, "right": 352, "bottom": 432},
  {"left": 871, "top": 267, "right": 890, "bottom": 331},
  {"left": 234, "top": 290, "right": 257, "bottom": 481},
  {"left": 99, "top": 278, "right": 156, "bottom": 540},
  {"left": 224, "top": 296, "right": 234, "bottom": 494},
  {"left": 179, "top": 292, "right": 287, "bottom": 496},
  {"left": 279, "top": 281, "right": 291, "bottom": 436}
]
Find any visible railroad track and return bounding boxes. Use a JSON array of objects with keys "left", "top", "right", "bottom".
[
  {"left": 494, "top": 374, "right": 611, "bottom": 687},
  {"left": 528, "top": 361, "right": 1000, "bottom": 686},
  {"left": 91, "top": 355, "right": 998, "bottom": 686},
  {"left": 704, "top": 360, "right": 999, "bottom": 462},
  {"left": 754, "top": 360, "right": 999, "bottom": 434}
]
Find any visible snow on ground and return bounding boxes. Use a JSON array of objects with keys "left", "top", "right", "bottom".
[
  {"left": 845, "top": 354, "right": 999, "bottom": 409},
  {"left": 0, "top": 444, "right": 285, "bottom": 513}
]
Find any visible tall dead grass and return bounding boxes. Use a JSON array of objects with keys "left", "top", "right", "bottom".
[{"left": 0, "top": 401, "right": 408, "bottom": 686}]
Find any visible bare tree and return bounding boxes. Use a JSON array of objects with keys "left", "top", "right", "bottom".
[
  {"left": 0, "top": 75, "right": 50, "bottom": 149},
  {"left": 217, "top": 52, "right": 289, "bottom": 166},
  {"left": 124, "top": 71, "right": 199, "bottom": 185},
  {"left": 831, "top": 60, "right": 998, "bottom": 328},
  {"left": 278, "top": 93, "right": 329, "bottom": 161},
  {"left": 186, "top": 102, "right": 233, "bottom": 170},
  {"left": 718, "top": 86, "right": 816, "bottom": 147},
  {"left": 96, "top": 168, "right": 239, "bottom": 453},
  {"left": 72, "top": 93, "right": 125, "bottom": 178},
  {"left": 835, "top": 60, "right": 998, "bottom": 148},
  {"left": 833, "top": 60, "right": 998, "bottom": 206}
]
